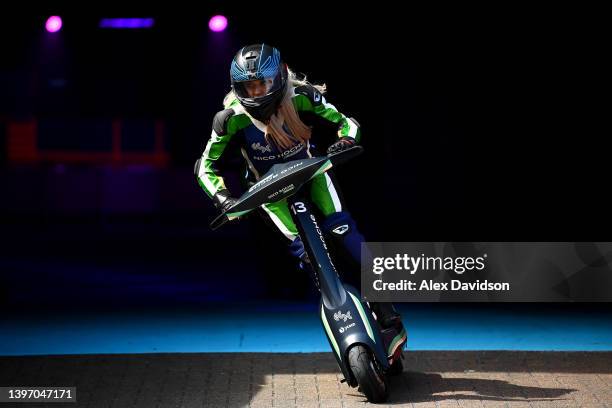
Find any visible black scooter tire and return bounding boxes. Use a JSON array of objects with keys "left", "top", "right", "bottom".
[{"left": 348, "top": 345, "right": 388, "bottom": 402}]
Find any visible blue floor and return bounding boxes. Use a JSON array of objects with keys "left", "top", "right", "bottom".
[{"left": 2, "top": 303, "right": 612, "bottom": 356}]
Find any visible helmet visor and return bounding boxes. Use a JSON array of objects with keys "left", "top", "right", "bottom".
[{"left": 233, "top": 70, "right": 284, "bottom": 100}]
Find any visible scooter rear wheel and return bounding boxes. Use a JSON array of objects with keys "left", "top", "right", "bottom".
[{"left": 348, "top": 345, "right": 388, "bottom": 402}]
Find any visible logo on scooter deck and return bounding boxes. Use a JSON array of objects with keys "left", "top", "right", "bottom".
[
  {"left": 267, "top": 183, "right": 295, "bottom": 200},
  {"left": 333, "top": 311, "right": 352, "bottom": 322},
  {"left": 248, "top": 173, "right": 278, "bottom": 192},
  {"left": 279, "top": 161, "right": 304, "bottom": 174},
  {"left": 339, "top": 323, "right": 356, "bottom": 333},
  {"left": 248, "top": 161, "right": 305, "bottom": 193},
  {"left": 308, "top": 213, "right": 339, "bottom": 275}
]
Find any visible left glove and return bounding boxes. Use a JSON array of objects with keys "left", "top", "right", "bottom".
[{"left": 327, "top": 137, "right": 356, "bottom": 154}]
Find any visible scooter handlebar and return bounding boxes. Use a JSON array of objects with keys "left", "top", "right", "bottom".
[{"left": 209, "top": 145, "right": 363, "bottom": 230}]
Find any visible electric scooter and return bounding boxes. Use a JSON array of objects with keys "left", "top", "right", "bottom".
[{"left": 210, "top": 146, "right": 407, "bottom": 402}]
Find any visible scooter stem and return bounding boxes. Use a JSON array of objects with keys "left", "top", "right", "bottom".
[{"left": 288, "top": 192, "right": 346, "bottom": 309}]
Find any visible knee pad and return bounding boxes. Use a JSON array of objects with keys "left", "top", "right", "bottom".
[
  {"left": 321, "top": 211, "right": 356, "bottom": 235},
  {"left": 321, "top": 211, "right": 365, "bottom": 264}
]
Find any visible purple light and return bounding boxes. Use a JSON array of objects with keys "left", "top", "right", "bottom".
[
  {"left": 45, "top": 16, "right": 62, "bottom": 33},
  {"left": 99, "top": 18, "right": 155, "bottom": 29},
  {"left": 209, "top": 15, "right": 228, "bottom": 32}
]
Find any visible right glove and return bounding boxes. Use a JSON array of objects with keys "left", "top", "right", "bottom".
[{"left": 213, "top": 189, "right": 238, "bottom": 213}]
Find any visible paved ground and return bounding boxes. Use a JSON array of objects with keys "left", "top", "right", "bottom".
[{"left": 1, "top": 351, "right": 611, "bottom": 407}]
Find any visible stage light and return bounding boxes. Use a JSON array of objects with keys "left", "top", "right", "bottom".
[
  {"left": 99, "top": 18, "right": 154, "bottom": 29},
  {"left": 209, "top": 15, "right": 228, "bottom": 32},
  {"left": 45, "top": 16, "right": 63, "bottom": 33}
]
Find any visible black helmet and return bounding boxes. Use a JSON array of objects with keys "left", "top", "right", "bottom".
[{"left": 230, "top": 44, "right": 288, "bottom": 122}]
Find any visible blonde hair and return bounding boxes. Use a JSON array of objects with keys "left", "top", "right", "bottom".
[{"left": 223, "top": 68, "right": 327, "bottom": 151}]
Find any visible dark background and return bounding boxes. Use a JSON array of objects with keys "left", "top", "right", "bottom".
[{"left": 0, "top": 6, "right": 608, "bottom": 312}]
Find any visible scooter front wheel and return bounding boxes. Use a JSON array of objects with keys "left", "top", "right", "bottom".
[{"left": 348, "top": 345, "right": 388, "bottom": 402}]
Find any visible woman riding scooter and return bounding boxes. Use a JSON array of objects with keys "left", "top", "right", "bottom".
[{"left": 195, "top": 43, "right": 403, "bottom": 333}]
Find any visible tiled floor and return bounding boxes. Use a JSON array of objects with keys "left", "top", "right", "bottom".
[{"left": 1, "top": 351, "right": 610, "bottom": 407}]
